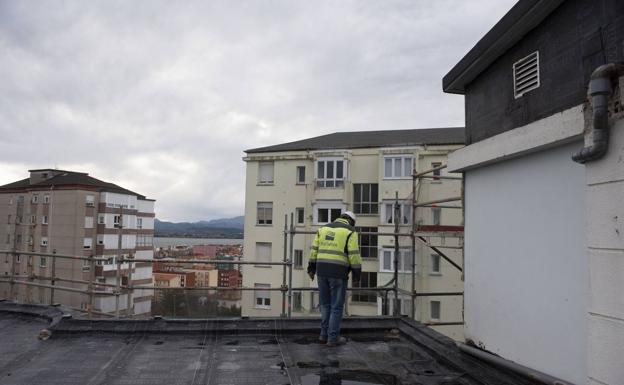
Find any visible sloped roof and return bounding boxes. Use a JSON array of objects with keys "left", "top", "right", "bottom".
[
  {"left": 443, "top": 0, "right": 564, "bottom": 94},
  {"left": 0, "top": 170, "right": 148, "bottom": 199},
  {"left": 245, "top": 127, "right": 465, "bottom": 153}
]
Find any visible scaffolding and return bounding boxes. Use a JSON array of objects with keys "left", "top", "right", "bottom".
[{"left": 0, "top": 164, "right": 463, "bottom": 326}]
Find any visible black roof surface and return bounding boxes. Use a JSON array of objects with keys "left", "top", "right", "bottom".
[
  {"left": 245, "top": 127, "right": 465, "bottom": 154},
  {"left": 0, "top": 170, "right": 148, "bottom": 199},
  {"left": 443, "top": 0, "right": 565, "bottom": 94},
  {"left": 0, "top": 302, "right": 538, "bottom": 385}
]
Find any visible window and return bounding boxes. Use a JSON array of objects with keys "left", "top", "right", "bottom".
[
  {"left": 430, "top": 301, "right": 441, "bottom": 320},
  {"left": 98, "top": 214, "right": 105, "bottom": 225},
  {"left": 83, "top": 258, "right": 91, "bottom": 270},
  {"left": 513, "top": 51, "right": 540, "bottom": 98},
  {"left": 97, "top": 235, "right": 104, "bottom": 245},
  {"left": 40, "top": 237, "right": 48, "bottom": 246},
  {"left": 113, "top": 215, "right": 121, "bottom": 227},
  {"left": 317, "top": 208, "right": 341, "bottom": 224},
  {"left": 316, "top": 158, "right": 345, "bottom": 188},
  {"left": 42, "top": 216, "right": 48, "bottom": 225},
  {"left": 30, "top": 215, "right": 36, "bottom": 224},
  {"left": 137, "top": 218, "right": 143, "bottom": 229},
  {"left": 43, "top": 195, "right": 50, "bottom": 204},
  {"left": 381, "top": 295, "right": 412, "bottom": 316},
  {"left": 7, "top": 214, "right": 11, "bottom": 224},
  {"left": 83, "top": 238, "right": 93, "bottom": 249},
  {"left": 85, "top": 216, "right": 94, "bottom": 229},
  {"left": 86, "top": 195, "right": 95, "bottom": 207},
  {"left": 16, "top": 254, "right": 21, "bottom": 263},
  {"left": 254, "top": 283, "right": 271, "bottom": 309},
  {"left": 32, "top": 195, "right": 39, "bottom": 204},
  {"left": 431, "top": 254, "right": 441, "bottom": 274},
  {"left": 379, "top": 249, "right": 413, "bottom": 273},
  {"left": 296, "top": 208, "right": 305, "bottom": 225},
  {"left": 296, "top": 166, "right": 305, "bottom": 184},
  {"left": 258, "top": 162, "right": 274, "bottom": 184},
  {"left": 255, "top": 242, "right": 272, "bottom": 263},
  {"left": 137, "top": 235, "right": 153, "bottom": 247},
  {"left": 384, "top": 156, "right": 413, "bottom": 178},
  {"left": 353, "top": 184, "right": 378, "bottom": 214},
  {"left": 383, "top": 202, "right": 412, "bottom": 225},
  {"left": 432, "top": 207, "right": 441, "bottom": 226},
  {"left": 431, "top": 162, "right": 442, "bottom": 181},
  {"left": 16, "top": 234, "right": 22, "bottom": 245},
  {"left": 352, "top": 272, "right": 377, "bottom": 303},
  {"left": 40, "top": 256, "right": 47, "bottom": 268},
  {"left": 293, "top": 291, "right": 303, "bottom": 311},
  {"left": 257, "top": 202, "right": 273, "bottom": 225},
  {"left": 294, "top": 249, "right": 303, "bottom": 268},
  {"left": 356, "top": 227, "right": 377, "bottom": 259}
]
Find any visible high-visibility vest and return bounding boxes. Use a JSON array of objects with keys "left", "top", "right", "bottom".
[{"left": 309, "top": 218, "right": 362, "bottom": 279}]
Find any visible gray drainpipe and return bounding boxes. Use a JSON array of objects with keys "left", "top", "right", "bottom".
[{"left": 572, "top": 63, "right": 624, "bottom": 164}]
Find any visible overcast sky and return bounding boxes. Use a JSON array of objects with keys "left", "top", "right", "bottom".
[{"left": 0, "top": 0, "right": 517, "bottom": 222}]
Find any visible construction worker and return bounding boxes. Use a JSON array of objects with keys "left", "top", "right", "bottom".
[{"left": 307, "top": 211, "right": 361, "bottom": 347}]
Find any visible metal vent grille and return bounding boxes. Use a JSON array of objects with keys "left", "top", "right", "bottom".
[{"left": 513, "top": 51, "right": 540, "bottom": 98}]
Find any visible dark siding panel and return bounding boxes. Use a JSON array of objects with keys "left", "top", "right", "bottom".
[{"left": 465, "top": 0, "right": 624, "bottom": 144}]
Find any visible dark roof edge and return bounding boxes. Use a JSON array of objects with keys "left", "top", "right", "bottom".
[
  {"left": 28, "top": 168, "right": 88, "bottom": 175},
  {"left": 245, "top": 127, "right": 465, "bottom": 154},
  {"left": 442, "top": 0, "right": 564, "bottom": 94}
]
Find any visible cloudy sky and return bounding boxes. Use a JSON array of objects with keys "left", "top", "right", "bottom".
[{"left": 0, "top": 0, "right": 516, "bottom": 222}]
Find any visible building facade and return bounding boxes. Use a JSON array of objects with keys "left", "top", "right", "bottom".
[
  {"left": 444, "top": 0, "right": 624, "bottom": 383},
  {"left": 241, "top": 128, "right": 465, "bottom": 339},
  {"left": 0, "top": 169, "right": 155, "bottom": 316}
]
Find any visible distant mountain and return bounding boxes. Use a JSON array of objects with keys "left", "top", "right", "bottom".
[
  {"left": 154, "top": 216, "right": 244, "bottom": 238},
  {"left": 196, "top": 216, "right": 244, "bottom": 229}
]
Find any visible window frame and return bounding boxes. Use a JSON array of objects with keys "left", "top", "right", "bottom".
[
  {"left": 430, "top": 254, "right": 441, "bottom": 275},
  {"left": 255, "top": 242, "right": 272, "bottom": 264},
  {"left": 40, "top": 237, "right": 48, "bottom": 247},
  {"left": 432, "top": 207, "right": 441, "bottom": 226},
  {"left": 258, "top": 161, "right": 274, "bottom": 185},
  {"left": 430, "top": 300, "right": 441, "bottom": 321},
  {"left": 294, "top": 249, "right": 303, "bottom": 269},
  {"left": 254, "top": 283, "right": 271, "bottom": 309},
  {"left": 352, "top": 271, "right": 377, "bottom": 303},
  {"left": 313, "top": 201, "right": 345, "bottom": 225},
  {"left": 295, "top": 207, "right": 305, "bottom": 225},
  {"left": 296, "top": 166, "right": 306, "bottom": 185},
  {"left": 356, "top": 226, "right": 378, "bottom": 259},
  {"left": 383, "top": 155, "right": 413, "bottom": 179},
  {"left": 42, "top": 215, "right": 48, "bottom": 225},
  {"left": 382, "top": 201, "right": 412, "bottom": 225},
  {"left": 315, "top": 158, "right": 346, "bottom": 188},
  {"left": 379, "top": 248, "right": 414, "bottom": 273},
  {"left": 43, "top": 195, "right": 50, "bottom": 204},
  {"left": 353, "top": 183, "right": 379, "bottom": 215},
  {"left": 431, "top": 162, "right": 442, "bottom": 181},
  {"left": 256, "top": 202, "right": 273, "bottom": 226}
]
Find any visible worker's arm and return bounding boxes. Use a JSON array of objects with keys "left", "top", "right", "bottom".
[
  {"left": 347, "top": 231, "right": 362, "bottom": 286},
  {"left": 307, "top": 230, "right": 320, "bottom": 280}
]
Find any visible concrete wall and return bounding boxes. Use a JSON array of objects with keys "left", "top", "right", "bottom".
[
  {"left": 585, "top": 117, "right": 624, "bottom": 385},
  {"left": 463, "top": 141, "right": 587, "bottom": 384}
]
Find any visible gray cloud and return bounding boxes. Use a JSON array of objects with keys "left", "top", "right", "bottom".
[{"left": 0, "top": 0, "right": 517, "bottom": 221}]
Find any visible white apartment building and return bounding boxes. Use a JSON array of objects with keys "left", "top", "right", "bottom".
[
  {"left": 242, "top": 128, "right": 465, "bottom": 339},
  {"left": 0, "top": 169, "right": 155, "bottom": 316}
]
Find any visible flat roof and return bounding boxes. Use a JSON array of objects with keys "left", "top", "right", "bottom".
[
  {"left": 0, "top": 302, "right": 536, "bottom": 385},
  {"left": 245, "top": 127, "right": 465, "bottom": 154}
]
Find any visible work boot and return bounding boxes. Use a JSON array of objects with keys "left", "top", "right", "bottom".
[
  {"left": 318, "top": 335, "right": 327, "bottom": 343},
  {"left": 326, "top": 336, "right": 346, "bottom": 347}
]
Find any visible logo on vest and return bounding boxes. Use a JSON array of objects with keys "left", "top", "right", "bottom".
[{"left": 325, "top": 231, "right": 335, "bottom": 241}]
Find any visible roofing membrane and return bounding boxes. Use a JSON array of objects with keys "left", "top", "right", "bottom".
[{"left": 0, "top": 302, "right": 535, "bottom": 385}]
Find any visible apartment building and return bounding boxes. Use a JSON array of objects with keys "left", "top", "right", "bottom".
[
  {"left": 0, "top": 169, "right": 155, "bottom": 316},
  {"left": 241, "top": 128, "right": 465, "bottom": 339},
  {"left": 444, "top": 0, "right": 624, "bottom": 383}
]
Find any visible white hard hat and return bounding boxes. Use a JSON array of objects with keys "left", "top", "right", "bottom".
[{"left": 342, "top": 211, "right": 357, "bottom": 223}]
